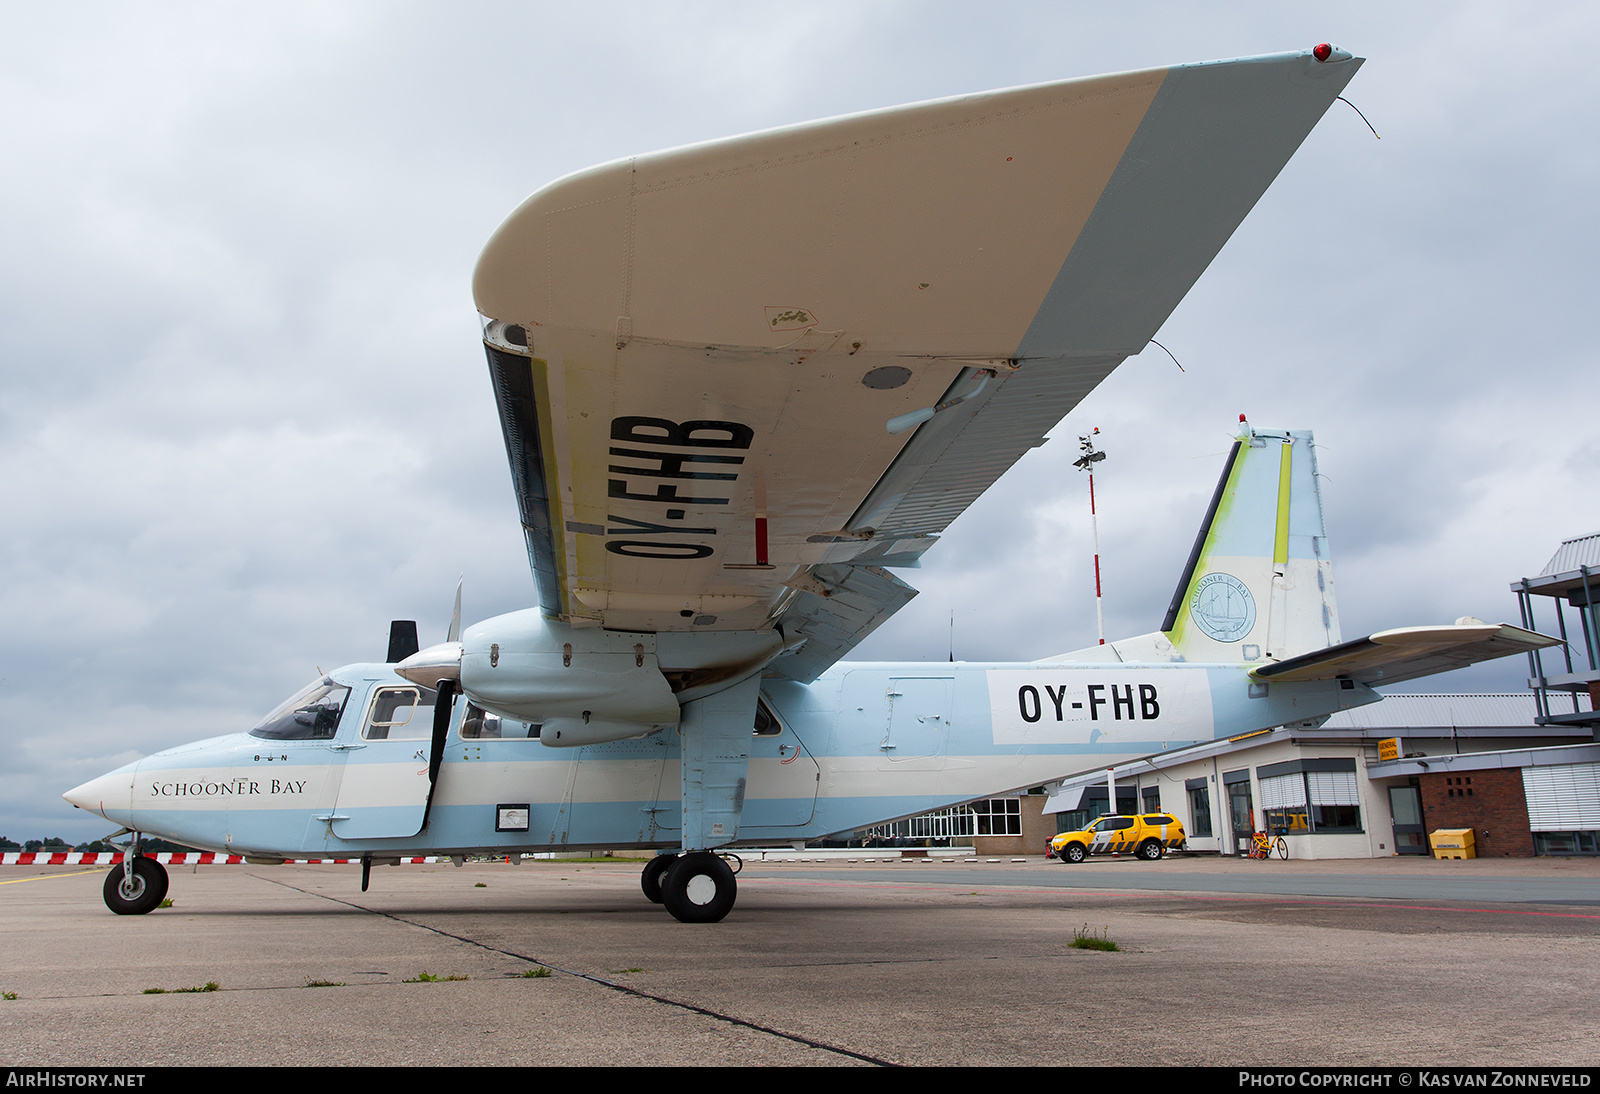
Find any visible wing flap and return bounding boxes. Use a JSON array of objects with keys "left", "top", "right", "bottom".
[
  {"left": 770, "top": 565, "right": 919, "bottom": 684},
  {"left": 1250, "top": 623, "right": 1561, "bottom": 687}
]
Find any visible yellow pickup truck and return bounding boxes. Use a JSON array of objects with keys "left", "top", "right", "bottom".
[{"left": 1050, "top": 813, "right": 1186, "bottom": 863}]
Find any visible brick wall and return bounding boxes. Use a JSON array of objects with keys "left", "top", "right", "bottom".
[
  {"left": 973, "top": 796, "right": 1055, "bottom": 856},
  {"left": 1417, "top": 769, "right": 1535, "bottom": 857}
]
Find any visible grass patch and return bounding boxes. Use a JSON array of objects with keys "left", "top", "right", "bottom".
[
  {"left": 1069, "top": 925, "right": 1119, "bottom": 952},
  {"left": 520, "top": 967, "right": 551, "bottom": 978},
  {"left": 3, "top": 991, "right": 17, "bottom": 1000},
  {"left": 474, "top": 882, "right": 486, "bottom": 888},
  {"left": 609, "top": 967, "right": 643, "bottom": 974},
  {"left": 144, "top": 981, "right": 220, "bottom": 994},
  {"left": 303, "top": 979, "right": 345, "bottom": 988},
  {"left": 158, "top": 898, "right": 174, "bottom": 908},
  {"left": 403, "top": 972, "right": 468, "bottom": 983}
]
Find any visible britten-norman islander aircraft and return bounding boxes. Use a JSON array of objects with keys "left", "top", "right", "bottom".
[{"left": 66, "top": 46, "right": 1557, "bottom": 922}]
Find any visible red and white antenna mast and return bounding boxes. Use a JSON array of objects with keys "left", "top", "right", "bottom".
[{"left": 1074, "top": 429, "right": 1108, "bottom": 645}]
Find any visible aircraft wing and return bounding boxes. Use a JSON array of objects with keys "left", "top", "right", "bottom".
[
  {"left": 1248, "top": 623, "right": 1561, "bottom": 687},
  {"left": 473, "top": 48, "right": 1363, "bottom": 682}
]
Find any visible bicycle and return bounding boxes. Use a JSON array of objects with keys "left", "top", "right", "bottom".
[{"left": 1247, "top": 829, "right": 1289, "bottom": 860}]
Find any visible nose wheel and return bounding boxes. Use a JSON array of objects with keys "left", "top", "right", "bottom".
[
  {"left": 658, "top": 851, "right": 737, "bottom": 923},
  {"left": 103, "top": 856, "right": 168, "bottom": 915}
]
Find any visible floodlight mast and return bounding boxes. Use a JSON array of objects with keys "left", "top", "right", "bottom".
[{"left": 1074, "top": 429, "right": 1108, "bottom": 645}]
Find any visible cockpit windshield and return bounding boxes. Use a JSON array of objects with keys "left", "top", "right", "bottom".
[{"left": 249, "top": 677, "right": 351, "bottom": 740}]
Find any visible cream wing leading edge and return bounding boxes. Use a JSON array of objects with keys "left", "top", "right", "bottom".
[{"left": 471, "top": 48, "right": 1364, "bottom": 682}]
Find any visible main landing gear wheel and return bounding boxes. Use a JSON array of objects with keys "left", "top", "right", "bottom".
[
  {"left": 640, "top": 854, "right": 677, "bottom": 904},
  {"left": 660, "top": 851, "right": 737, "bottom": 923},
  {"left": 103, "top": 857, "right": 168, "bottom": 915},
  {"left": 1138, "top": 839, "right": 1164, "bottom": 861}
]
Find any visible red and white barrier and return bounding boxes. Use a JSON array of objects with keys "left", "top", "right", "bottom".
[{"left": 1, "top": 852, "right": 441, "bottom": 866}]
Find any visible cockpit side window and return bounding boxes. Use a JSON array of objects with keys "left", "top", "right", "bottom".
[
  {"left": 249, "top": 678, "right": 351, "bottom": 741},
  {"left": 364, "top": 686, "right": 437, "bottom": 741}
]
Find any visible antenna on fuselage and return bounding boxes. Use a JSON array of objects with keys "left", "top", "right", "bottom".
[{"left": 1074, "top": 429, "right": 1108, "bottom": 645}]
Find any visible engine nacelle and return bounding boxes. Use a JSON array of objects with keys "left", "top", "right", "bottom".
[
  {"left": 396, "top": 611, "right": 791, "bottom": 748},
  {"left": 459, "top": 610, "right": 679, "bottom": 747}
]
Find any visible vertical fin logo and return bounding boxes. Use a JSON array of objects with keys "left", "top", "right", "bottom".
[{"left": 1191, "top": 572, "right": 1256, "bottom": 642}]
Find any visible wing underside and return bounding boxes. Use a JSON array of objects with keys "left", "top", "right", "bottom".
[{"left": 475, "top": 49, "right": 1363, "bottom": 681}]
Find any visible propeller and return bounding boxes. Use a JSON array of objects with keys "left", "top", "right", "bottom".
[
  {"left": 427, "top": 679, "right": 457, "bottom": 790},
  {"left": 418, "top": 577, "right": 464, "bottom": 831},
  {"left": 447, "top": 575, "right": 462, "bottom": 643}
]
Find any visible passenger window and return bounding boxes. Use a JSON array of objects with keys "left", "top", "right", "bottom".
[
  {"left": 753, "top": 697, "right": 783, "bottom": 737},
  {"left": 460, "top": 703, "right": 541, "bottom": 739}
]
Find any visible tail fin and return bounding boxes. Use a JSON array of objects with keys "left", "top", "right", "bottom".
[
  {"left": 1040, "top": 421, "right": 1341, "bottom": 666},
  {"left": 1160, "top": 422, "right": 1340, "bottom": 663}
]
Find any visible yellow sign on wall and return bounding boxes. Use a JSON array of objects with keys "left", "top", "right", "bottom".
[{"left": 1378, "top": 737, "right": 1401, "bottom": 762}]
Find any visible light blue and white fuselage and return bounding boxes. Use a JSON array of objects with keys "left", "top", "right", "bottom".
[{"left": 66, "top": 656, "right": 1374, "bottom": 861}]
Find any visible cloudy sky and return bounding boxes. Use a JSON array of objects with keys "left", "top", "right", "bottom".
[{"left": 4, "top": 3, "right": 1597, "bottom": 841}]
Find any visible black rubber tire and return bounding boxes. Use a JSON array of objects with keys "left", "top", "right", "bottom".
[
  {"left": 660, "top": 851, "right": 737, "bottom": 923},
  {"left": 1064, "top": 843, "right": 1086, "bottom": 864},
  {"left": 103, "top": 857, "right": 167, "bottom": 916},
  {"left": 1275, "top": 837, "right": 1289, "bottom": 861},
  {"left": 1138, "top": 839, "right": 1164, "bottom": 861},
  {"left": 640, "top": 854, "right": 677, "bottom": 904}
]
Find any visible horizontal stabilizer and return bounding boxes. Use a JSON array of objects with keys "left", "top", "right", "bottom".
[{"left": 1248, "top": 620, "right": 1559, "bottom": 687}]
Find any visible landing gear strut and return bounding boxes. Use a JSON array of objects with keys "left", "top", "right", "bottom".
[
  {"left": 103, "top": 855, "right": 168, "bottom": 916},
  {"left": 659, "top": 851, "right": 737, "bottom": 923}
]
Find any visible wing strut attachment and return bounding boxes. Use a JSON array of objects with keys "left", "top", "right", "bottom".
[
  {"left": 679, "top": 673, "right": 760, "bottom": 852},
  {"left": 659, "top": 673, "right": 762, "bottom": 922}
]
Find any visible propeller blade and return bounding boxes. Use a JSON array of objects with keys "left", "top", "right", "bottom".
[
  {"left": 428, "top": 679, "right": 456, "bottom": 787},
  {"left": 447, "top": 577, "right": 463, "bottom": 644},
  {"left": 420, "top": 678, "right": 458, "bottom": 831}
]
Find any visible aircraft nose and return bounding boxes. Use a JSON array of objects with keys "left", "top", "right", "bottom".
[
  {"left": 396, "top": 641, "right": 463, "bottom": 687},
  {"left": 63, "top": 768, "right": 136, "bottom": 824}
]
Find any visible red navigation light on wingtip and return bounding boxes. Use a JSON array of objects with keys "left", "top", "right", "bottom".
[{"left": 1313, "top": 43, "right": 1333, "bottom": 63}]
